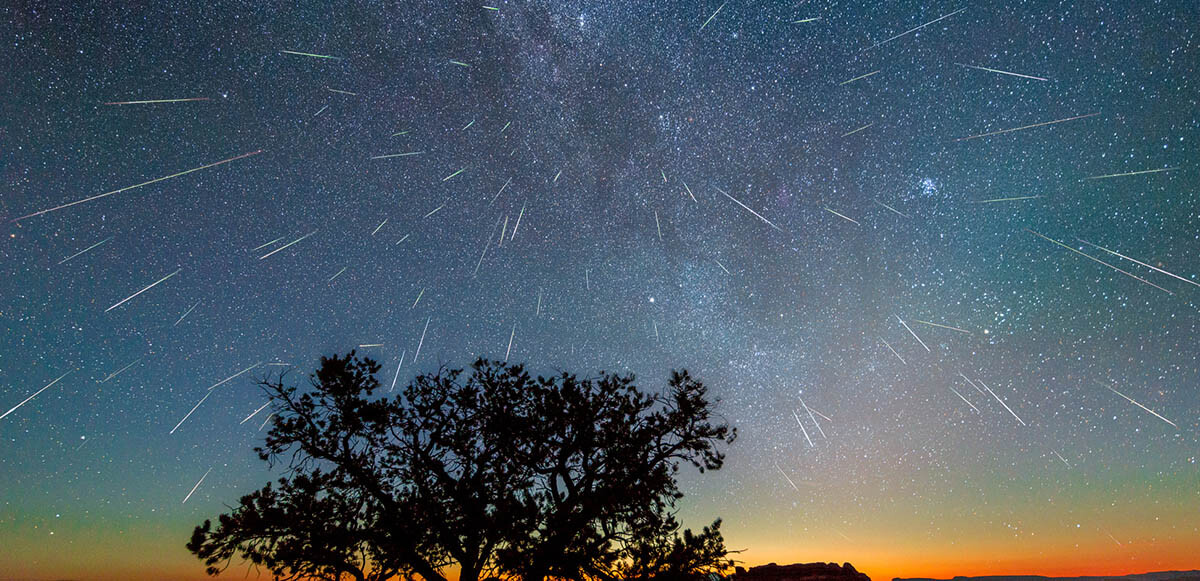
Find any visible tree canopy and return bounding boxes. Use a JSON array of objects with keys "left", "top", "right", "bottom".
[{"left": 188, "top": 352, "right": 737, "bottom": 581}]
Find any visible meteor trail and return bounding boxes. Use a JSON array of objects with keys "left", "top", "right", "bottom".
[
  {"left": 955, "top": 113, "right": 1098, "bottom": 142},
  {"left": 947, "top": 385, "right": 980, "bottom": 413},
  {"left": 170, "top": 391, "right": 211, "bottom": 434},
  {"left": 792, "top": 410, "right": 815, "bottom": 447},
  {"left": 505, "top": 323, "right": 516, "bottom": 362},
  {"left": 912, "top": 319, "right": 971, "bottom": 334},
  {"left": 104, "top": 97, "right": 211, "bottom": 105},
  {"left": 1051, "top": 449, "right": 1070, "bottom": 467},
  {"left": 1081, "top": 167, "right": 1179, "bottom": 180},
  {"left": 101, "top": 359, "right": 141, "bottom": 383},
  {"left": 716, "top": 187, "right": 785, "bottom": 232},
  {"left": 824, "top": 207, "right": 860, "bottom": 225},
  {"left": 800, "top": 399, "right": 826, "bottom": 439},
  {"left": 971, "top": 195, "right": 1041, "bottom": 203},
  {"left": 240, "top": 401, "right": 272, "bottom": 424},
  {"left": 15, "top": 150, "right": 263, "bottom": 221},
  {"left": 874, "top": 199, "right": 909, "bottom": 218},
  {"left": 775, "top": 463, "right": 801, "bottom": 492},
  {"left": 794, "top": 17, "right": 820, "bottom": 23},
  {"left": 1, "top": 370, "right": 73, "bottom": 421},
  {"left": 370, "top": 151, "right": 425, "bottom": 160},
  {"left": 424, "top": 204, "right": 445, "bottom": 218},
  {"left": 699, "top": 2, "right": 726, "bottom": 31},
  {"left": 511, "top": 203, "right": 525, "bottom": 240},
  {"left": 654, "top": 210, "right": 663, "bottom": 240},
  {"left": 206, "top": 362, "right": 262, "bottom": 391},
  {"left": 175, "top": 301, "right": 200, "bottom": 326},
  {"left": 840, "top": 70, "right": 880, "bottom": 85},
  {"left": 1078, "top": 239, "right": 1200, "bottom": 289},
  {"left": 979, "top": 380, "right": 1026, "bottom": 426},
  {"left": 442, "top": 167, "right": 466, "bottom": 181},
  {"left": 388, "top": 351, "right": 406, "bottom": 392},
  {"left": 682, "top": 180, "right": 697, "bottom": 202},
  {"left": 862, "top": 7, "right": 966, "bottom": 52},
  {"left": 326, "top": 88, "right": 357, "bottom": 96},
  {"left": 259, "top": 230, "right": 317, "bottom": 260},
  {"left": 896, "top": 315, "right": 931, "bottom": 352},
  {"left": 252, "top": 236, "right": 285, "bottom": 251},
  {"left": 490, "top": 177, "right": 513, "bottom": 204},
  {"left": 955, "top": 63, "right": 1048, "bottom": 81},
  {"left": 841, "top": 123, "right": 874, "bottom": 137},
  {"left": 59, "top": 237, "right": 113, "bottom": 264},
  {"left": 1103, "top": 382, "right": 1178, "bottom": 429},
  {"left": 182, "top": 467, "right": 213, "bottom": 504},
  {"left": 1027, "top": 229, "right": 1173, "bottom": 295},
  {"left": 449, "top": 60, "right": 471, "bottom": 67},
  {"left": 281, "top": 50, "right": 342, "bottom": 60},
  {"left": 413, "top": 317, "right": 431, "bottom": 363},
  {"left": 412, "top": 288, "right": 425, "bottom": 309},
  {"left": 106, "top": 269, "right": 181, "bottom": 312},
  {"left": 880, "top": 338, "right": 906, "bottom": 365},
  {"left": 329, "top": 267, "right": 347, "bottom": 282},
  {"left": 462, "top": 119, "right": 476, "bottom": 130},
  {"left": 371, "top": 219, "right": 388, "bottom": 235},
  {"left": 715, "top": 259, "right": 731, "bottom": 275}
]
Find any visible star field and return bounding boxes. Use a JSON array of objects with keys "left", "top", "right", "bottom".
[{"left": 1, "top": 1, "right": 1198, "bottom": 580}]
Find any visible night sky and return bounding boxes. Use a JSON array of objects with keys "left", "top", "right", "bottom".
[{"left": 2, "top": 1, "right": 1198, "bottom": 580}]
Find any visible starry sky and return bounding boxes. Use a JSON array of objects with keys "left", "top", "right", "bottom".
[{"left": 1, "top": 1, "right": 1198, "bottom": 580}]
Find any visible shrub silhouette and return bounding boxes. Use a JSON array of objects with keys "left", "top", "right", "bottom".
[{"left": 188, "top": 352, "right": 737, "bottom": 581}]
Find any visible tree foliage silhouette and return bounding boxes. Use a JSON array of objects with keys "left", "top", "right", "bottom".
[{"left": 188, "top": 352, "right": 736, "bottom": 581}]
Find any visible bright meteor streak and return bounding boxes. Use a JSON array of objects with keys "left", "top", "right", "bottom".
[
  {"left": 1, "top": 370, "right": 73, "bottom": 421},
  {"left": 106, "top": 269, "right": 182, "bottom": 312},
  {"left": 956, "top": 113, "right": 1098, "bottom": 142},
  {"left": 1081, "top": 167, "right": 1179, "bottom": 180},
  {"left": 14, "top": 150, "right": 263, "bottom": 221},
  {"left": 104, "top": 97, "right": 211, "bottom": 105},
  {"left": 1103, "top": 382, "right": 1178, "bottom": 429},
  {"left": 280, "top": 50, "right": 341, "bottom": 60},
  {"left": 955, "top": 63, "right": 1049, "bottom": 81},
  {"left": 716, "top": 187, "right": 785, "bottom": 232}
]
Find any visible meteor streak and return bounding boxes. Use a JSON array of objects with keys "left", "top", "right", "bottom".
[
  {"left": 372, "top": 219, "right": 388, "bottom": 235},
  {"left": 912, "top": 319, "right": 971, "bottom": 334},
  {"left": 175, "top": 301, "right": 200, "bottom": 326},
  {"left": 840, "top": 70, "right": 880, "bottom": 85},
  {"left": 106, "top": 269, "right": 181, "bottom": 312},
  {"left": 947, "top": 385, "right": 980, "bottom": 413},
  {"left": 862, "top": 7, "right": 966, "bottom": 52},
  {"left": 370, "top": 151, "right": 425, "bottom": 159},
  {"left": 956, "top": 113, "right": 1099, "bottom": 142},
  {"left": 1103, "top": 382, "right": 1178, "bottom": 429},
  {"left": 874, "top": 199, "right": 909, "bottom": 218},
  {"left": 971, "top": 195, "right": 1041, "bottom": 203},
  {"left": 413, "top": 317, "right": 431, "bottom": 363},
  {"left": 979, "top": 380, "right": 1026, "bottom": 426},
  {"left": 800, "top": 399, "right": 826, "bottom": 439},
  {"left": 182, "top": 468, "right": 213, "bottom": 504},
  {"left": 1, "top": 370, "right": 73, "bottom": 421},
  {"left": 170, "top": 391, "right": 211, "bottom": 434},
  {"left": 1026, "top": 229, "right": 1173, "bottom": 295},
  {"left": 841, "top": 123, "right": 874, "bottom": 137},
  {"left": 1081, "top": 167, "right": 1179, "bottom": 180},
  {"left": 101, "top": 359, "right": 141, "bottom": 383},
  {"left": 824, "top": 207, "right": 860, "bottom": 225},
  {"left": 206, "top": 362, "right": 262, "bottom": 391},
  {"left": 259, "top": 230, "right": 318, "bottom": 260},
  {"left": 1077, "top": 239, "right": 1200, "bottom": 289},
  {"left": 252, "top": 236, "right": 285, "bottom": 251},
  {"left": 505, "top": 323, "right": 516, "bottom": 361},
  {"left": 280, "top": 50, "right": 342, "bottom": 60},
  {"left": 880, "top": 338, "right": 906, "bottom": 364},
  {"left": 792, "top": 410, "right": 814, "bottom": 447},
  {"left": 59, "top": 237, "right": 113, "bottom": 264},
  {"left": 104, "top": 97, "right": 210, "bottom": 105},
  {"left": 896, "top": 315, "right": 931, "bottom": 352},
  {"left": 490, "top": 177, "right": 513, "bottom": 204},
  {"left": 15, "top": 150, "right": 263, "bottom": 221},
  {"left": 442, "top": 167, "right": 466, "bottom": 181},
  {"left": 956, "top": 63, "right": 1048, "bottom": 81},
  {"left": 240, "top": 401, "right": 272, "bottom": 424},
  {"left": 682, "top": 180, "right": 697, "bottom": 202},
  {"left": 389, "top": 351, "right": 406, "bottom": 392},
  {"left": 775, "top": 463, "right": 801, "bottom": 492},
  {"left": 717, "top": 187, "right": 784, "bottom": 232},
  {"left": 699, "top": 2, "right": 727, "bottom": 31},
  {"left": 326, "top": 88, "right": 358, "bottom": 96}
]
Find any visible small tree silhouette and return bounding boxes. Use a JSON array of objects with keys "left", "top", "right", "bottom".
[{"left": 188, "top": 352, "right": 736, "bottom": 581}]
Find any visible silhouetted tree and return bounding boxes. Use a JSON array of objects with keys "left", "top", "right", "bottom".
[{"left": 188, "top": 352, "right": 736, "bottom": 581}]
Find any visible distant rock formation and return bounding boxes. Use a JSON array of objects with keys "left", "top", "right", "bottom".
[
  {"left": 894, "top": 572, "right": 1200, "bottom": 581},
  {"left": 731, "top": 562, "right": 872, "bottom": 581}
]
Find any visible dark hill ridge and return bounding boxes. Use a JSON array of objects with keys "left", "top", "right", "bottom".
[
  {"left": 732, "top": 562, "right": 872, "bottom": 581},
  {"left": 895, "top": 571, "right": 1200, "bottom": 581}
]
